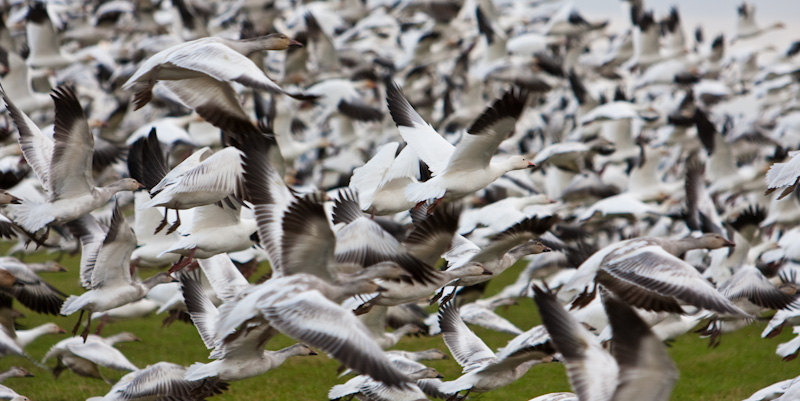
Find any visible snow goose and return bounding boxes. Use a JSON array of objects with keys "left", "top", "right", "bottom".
[
  {"left": 563, "top": 233, "right": 736, "bottom": 304},
  {"left": 329, "top": 353, "right": 444, "bottom": 401},
  {"left": 123, "top": 33, "right": 303, "bottom": 130},
  {"left": 592, "top": 239, "right": 747, "bottom": 315},
  {"left": 348, "top": 142, "right": 421, "bottom": 215},
  {"left": 0, "top": 367, "right": 32, "bottom": 384},
  {"left": 129, "top": 191, "right": 180, "bottom": 268},
  {"left": 160, "top": 201, "right": 257, "bottom": 273},
  {"left": 766, "top": 151, "right": 800, "bottom": 199},
  {"left": 698, "top": 265, "right": 798, "bottom": 346},
  {"left": 533, "top": 286, "right": 679, "bottom": 401},
  {"left": 0, "top": 257, "right": 65, "bottom": 314},
  {"left": 358, "top": 305, "right": 421, "bottom": 349},
  {"left": 0, "top": 384, "right": 28, "bottom": 401},
  {"left": 332, "top": 188, "right": 440, "bottom": 284},
  {"left": 211, "top": 133, "right": 412, "bottom": 387},
  {"left": 61, "top": 203, "right": 174, "bottom": 340},
  {"left": 426, "top": 296, "right": 523, "bottom": 336},
  {"left": 24, "top": 2, "right": 74, "bottom": 69},
  {"left": 732, "top": 3, "right": 785, "bottom": 43},
  {"left": 12, "top": 322, "right": 65, "bottom": 348},
  {"left": 179, "top": 270, "right": 318, "bottom": 381},
  {"left": 129, "top": 129, "right": 244, "bottom": 234},
  {"left": 0, "top": 86, "right": 143, "bottom": 234},
  {"left": 0, "top": 47, "right": 51, "bottom": 114},
  {"left": 435, "top": 301, "right": 554, "bottom": 397},
  {"left": 90, "top": 361, "right": 230, "bottom": 401},
  {"left": 443, "top": 216, "right": 556, "bottom": 288},
  {"left": 43, "top": 332, "right": 140, "bottom": 383},
  {"left": 385, "top": 79, "right": 534, "bottom": 210}
]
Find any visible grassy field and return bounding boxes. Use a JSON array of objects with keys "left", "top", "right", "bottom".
[{"left": 1, "top": 249, "right": 798, "bottom": 401}]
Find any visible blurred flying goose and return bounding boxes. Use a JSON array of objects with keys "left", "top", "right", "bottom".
[
  {"left": 0, "top": 367, "right": 32, "bottom": 384},
  {"left": 436, "top": 301, "right": 554, "bottom": 397},
  {"left": 129, "top": 129, "right": 244, "bottom": 235},
  {"left": 766, "top": 151, "right": 800, "bottom": 199},
  {"left": 328, "top": 353, "right": 444, "bottom": 401},
  {"left": 0, "top": 384, "right": 28, "bottom": 401},
  {"left": 533, "top": 286, "right": 679, "bottom": 401},
  {"left": 385, "top": 79, "right": 533, "bottom": 210},
  {"left": 61, "top": 203, "right": 174, "bottom": 340},
  {"left": 732, "top": 3, "right": 785, "bottom": 43},
  {"left": 89, "top": 361, "right": 230, "bottom": 401},
  {"left": 123, "top": 33, "right": 303, "bottom": 131},
  {"left": 180, "top": 270, "right": 317, "bottom": 381},
  {"left": 43, "top": 332, "right": 140, "bottom": 383},
  {"left": 563, "top": 234, "right": 737, "bottom": 308},
  {"left": 210, "top": 133, "right": 413, "bottom": 388},
  {"left": 1, "top": 86, "right": 142, "bottom": 234},
  {"left": 0, "top": 257, "right": 65, "bottom": 315}
]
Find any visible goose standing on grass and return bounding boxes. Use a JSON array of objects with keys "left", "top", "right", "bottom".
[
  {"left": 385, "top": 80, "right": 534, "bottom": 211},
  {"left": 61, "top": 203, "right": 174, "bottom": 340},
  {"left": 123, "top": 33, "right": 303, "bottom": 130},
  {"left": 180, "top": 270, "right": 318, "bottom": 382},
  {"left": 533, "top": 286, "right": 679, "bottom": 401},
  {"left": 0, "top": 86, "right": 143, "bottom": 235}
]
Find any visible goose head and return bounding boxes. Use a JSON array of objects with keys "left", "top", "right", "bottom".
[
  {"left": 109, "top": 178, "right": 144, "bottom": 192},
  {"left": 5, "top": 367, "right": 33, "bottom": 378},
  {"left": 289, "top": 343, "right": 318, "bottom": 356},
  {"left": 251, "top": 33, "right": 303, "bottom": 50},
  {"left": 409, "top": 367, "right": 444, "bottom": 380},
  {"left": 38, "top": 322, "right": 66, "bottom": 335},
  {"left": 0, "top": 190, "right": 21, "bottom": 205},
  {"left": 695, "top": 233, "right": 736, "bottom": 249},
  {"left": 504, "top": 155, "right": 536, "bottom": 172},
  {"left": 511, "top": 239, "right": 552, "bottom": 256}
]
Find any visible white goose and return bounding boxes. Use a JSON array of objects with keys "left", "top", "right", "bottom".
[
  {"left": 211, "top": 133, "right": 412, "bottom": 387},
  {"left": 42, "top": 332, "right": 140, "bottom": 383},
  {"left": 766, "top": 151, "right": 800, "bottom": 199},
  {"left": 436, "top": 301, "right": 554, "bottom": 397},
  {"left": 348, "top": 142, "right": 421, "bottom": 215},
  {"left": 732, "top": 3, "right": 785, "bottom": 43},
  {"left": 385, "top": 80, "right": 534, "bottom": 210},
  {"left": 61, "top": 203, "right": 174, "bottom": 339},
  {"left": 533, "top": 286, "right": 679, "bottom": 401},
  {"left": 159, "top": 201, "right": 257, "bottom": 273},
  {"left": 89, "top": 361, "right": 230, "bottom": 401},
  {"left": 123, "top": 33, "right": 303, "bottom": 130},
  {"left": 0, "top": 86, "right": 142, "bottom": 234},
  {"left": 180, "top": 269, "right": 317, "bottom": 381}
]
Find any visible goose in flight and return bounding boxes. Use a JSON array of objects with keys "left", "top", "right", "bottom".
[
  {"left": 123, "top": 33, "right": 305, "bottom": 131},
  {"left": 385, "top": 79, "right": 534, "bottom": 211},
  {"left": 61, "top": 203, "right": 174, "bottom": 340},
  {"left": 1, "top": 86, "right": 142, "bottom": 234}
]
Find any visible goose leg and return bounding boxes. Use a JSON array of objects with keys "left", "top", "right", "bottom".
[
  {"left": 154, "top": 208, "right": 170, "bottom": 234},
  {"left": 168, "top": 247, "right": 196, "bottom": 274},
  {"left": 81, "top": 311, "right": 93, "bottom": 342},
  {"left": 166, "top": 210, "right": 181, "bottom": 235},
  {"left": 94, "top": 315, "right": 109, "bottom": 335},
  {"left": 71, "top": 310, "right": 85, "bottom": 336}
]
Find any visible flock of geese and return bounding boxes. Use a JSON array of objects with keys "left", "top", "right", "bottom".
[{"left": 0, "top": 0, "right": 797, "bottom": 400}]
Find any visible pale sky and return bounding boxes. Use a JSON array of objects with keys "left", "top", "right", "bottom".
[{"left": 572, "top": 0, "right": 800, "bottom": 53}]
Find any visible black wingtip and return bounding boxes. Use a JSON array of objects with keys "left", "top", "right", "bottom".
[
  {"left": 385, "top": 79, "right": 418, "bottom": 128},
  {"left": 467, "top": 88, "right": 529, "bottom": 135}
]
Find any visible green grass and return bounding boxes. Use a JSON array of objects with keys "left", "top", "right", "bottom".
[{"left": 2, "top": 250, "right": 797, "bottom": 400}]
